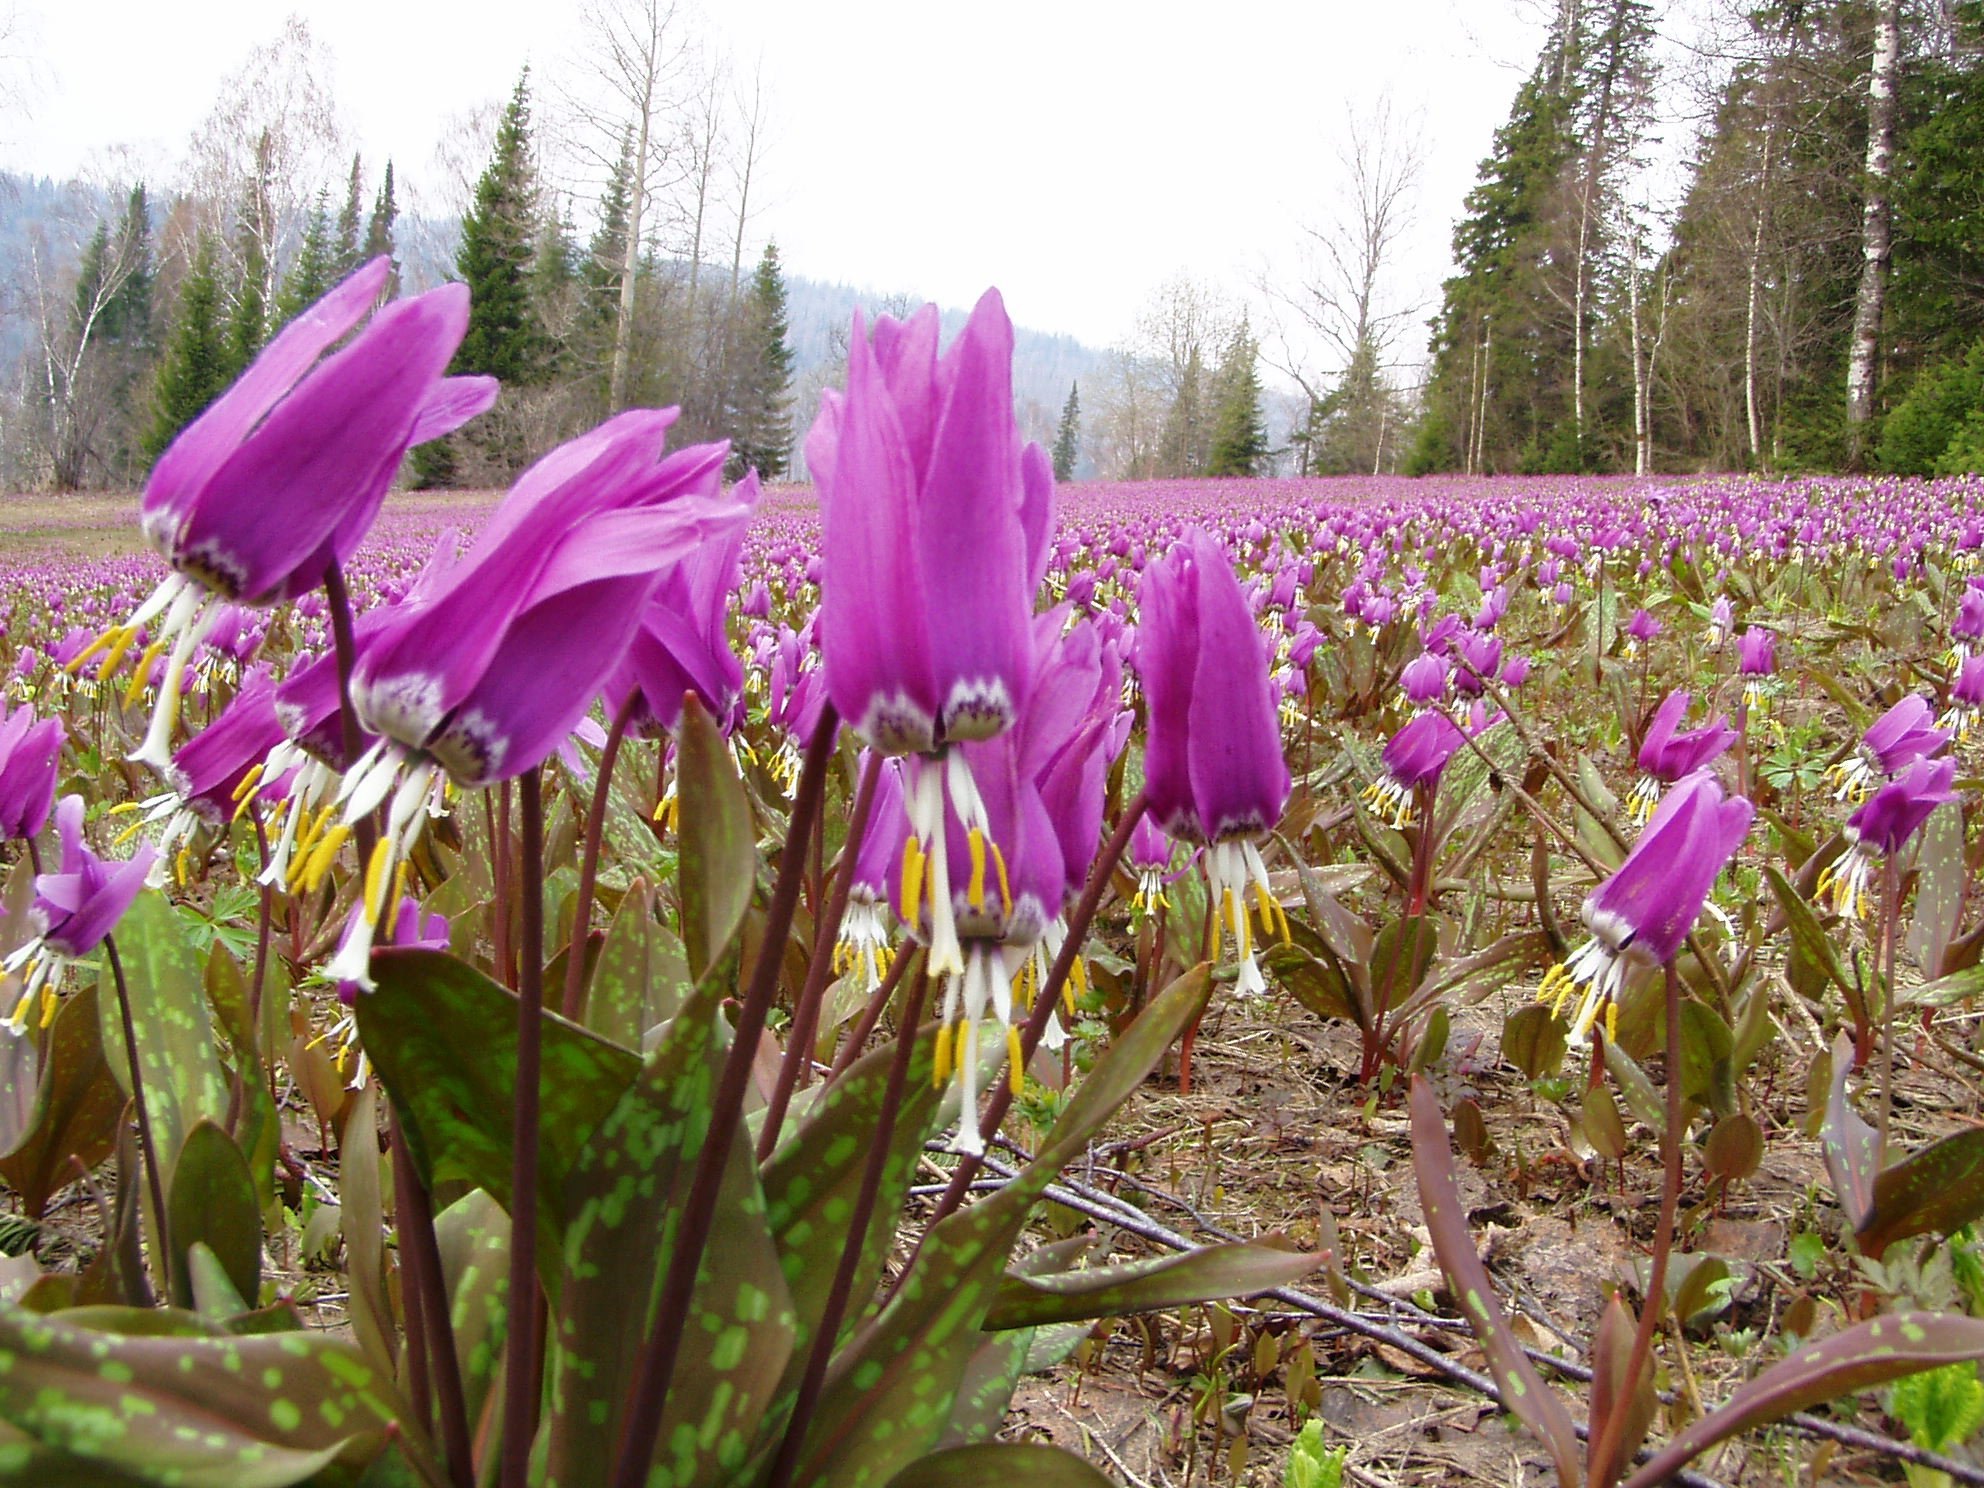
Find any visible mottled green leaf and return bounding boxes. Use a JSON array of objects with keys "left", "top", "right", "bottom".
[
  {"left": 1502, "top": 1003, "right": 1567, "bottom": 1080},
  {"left": 432, "top": 1188, "right": 510, "bottom": 1441},
  {"left": 1263, "top": 943, "right": 1357, "bottom": 1022},
  {"left": 778, "top": 966, "right": 1212, "bottom": 1488},
  {"left": 544, "top": 970, "right": 796, "bottom": 1488},
  {"left": 0, "top": 1301, "right": 435, "bottom": 1487},
  {"left": 0, "top": 984, "right": 123, "bottom": 1218},
  {"left": 582, "top": 877, "right": 676, "bottom": 1048},
  {"left": 98, "top": 891, "right": 231, "bottom": 1183},
  {"left": 761, "top": 1006, "right": 939, "bottom": 1365},
  {"left": 1822, "top": 1034, "right": 1878, "bottom": 1233},
  {"left": 1765, "top": 866, "right": 1848, "bottom": 995},
  {"left": 1908, "top": 802, "right": 1964, "bottom": 978},
  {"left": 1622, "top": 1312, "right": 1984, "bottom": 1488},
  {"left": 982, "top": 1241, "right": 1319, "bottom": 1330},
  {"left": 1408, "top": 1075, "right": 1581, "bottom": 1488},
  {"left": 1858, "top": 1128, "right": 1984, "bottom": 1260},
  {"left": 1677, "top": 998, "right": 1734, "bottom": 1114},
  {"left": 884, "top": 1442, "right": 1113, "bottom": 1487},
  {"left": 677, "top": 696, "right": 755, "bottom": 982},
  {"left": 166, "top": 1119, "right": 260, "bottom": 1311},
  {"left": 357, "top": 947, "right": 641, "bottom": 1273}
]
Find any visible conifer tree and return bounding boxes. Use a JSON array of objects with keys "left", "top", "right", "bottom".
[
  {"left": 1207, "top": 323, "right": 1268, "bottom": 477},
  {"left": 452, "top": 71, "right": 546, "bottom": 385},
  {"left": 364, "top": 161, "right": 399, "bottom": 272},
  {"left": 273, "top": 188, "right": 337, "bottom": 329},
  {"left": 104, "top": 185, "right": 153, "bottom": 349},
  {"left": 1157, "top": 347, "right": 1207, "bottom": 477},
  {"left": 1052, "top": 382, "right": 1081, "bottom": 481},
  {"left": 730, "top": 240, "right": 795, "bottom": 480},
  {"left": 335, "top": 153, "right": 364, "bottom": 275},
  {"left": 145, "top": 234, "right": 230, "bottom": 462}
]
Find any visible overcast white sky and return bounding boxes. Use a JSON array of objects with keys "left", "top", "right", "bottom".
[{"left": 2, "top": 0, "right": 1579, "bottom": 365}]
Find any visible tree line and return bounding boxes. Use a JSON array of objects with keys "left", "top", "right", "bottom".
[{"left": 2, "top": 6, "right": 793, "bottom": 493}]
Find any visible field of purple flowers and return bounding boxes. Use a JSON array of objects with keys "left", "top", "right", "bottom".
[{"left": 5, "top": 270, "right": 1984, "bottom": 1488}]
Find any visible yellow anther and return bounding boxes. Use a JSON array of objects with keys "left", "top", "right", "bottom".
[
  {"left": 10, "top": 989, "right": 34, "bottom": 1027},
  {"left": 66, "top": 626, "right": 120, "bottom": 675},
  {"left": 1007, "top": 1026, "right": 1026, "bottom": 1095},
  {"left": 300, "top": 823, "right": 352, "bottom": 895},
  {"left": 1605, "top": 1000, "right": 1619, "bottom": 1046},
  {"left": 388, "top": 858, "right": 411, "bottom": 920},
  {"left": 967, "top": 827, "right": 989, "bottom": 912},
  {"left": 122, "top": 637, "right": 168, "bottom": 705},
  {"left": 932, "top": 1022, "right": 953, "bottom": 1088},
  {"left": 898, "top": 836, "right": 927, "bottom": 925},
  {"left": 173, "top": 844, "right": 190, "bottom": 886},
  {"left": 990, "top": 840, "right": 1012, "bottom": 916},
  {"left": 38, "top": 986, "right": 57, "bottom": 1030},
  {"left": 111, "top": 820, "right": 145, "bottom": 848},
  {"left": 361, "top": 839, "right": 393, "bottom": 926},
  {"left": 230, "top": 762, "right": 265, "bottom": 805},
  {"left": 107, "top": 801, "right": 142, "bottom": 816}
]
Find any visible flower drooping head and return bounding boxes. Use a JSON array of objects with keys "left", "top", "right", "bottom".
[
  {"left": 1829, "top": 694, "right": 1949, "bottom": 802},
  {"left": 1820, "top": 757, "right": 1959, "bottom": 918},
  {"left": 810, "top": 289, "right": 1052, "bottom": 756},
  {"left": 1629, "top": 690, "right": 1735, "bottom": 823},
  {"left": 111, "top": 259, "right": 498, "bottom": 773},
  {"left": 1542, "top": 770, "right": 1753, "bottom": 1044},
  {"left": 0, "top": 704, "right": 62, "bottom": 842},
  {"left": 4, "top": 796, "right": 157, "bottom": 1028}
]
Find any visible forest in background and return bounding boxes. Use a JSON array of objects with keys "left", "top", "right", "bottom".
[{"left": 4, "top": 0, "right": 1984, "bottom": 490}]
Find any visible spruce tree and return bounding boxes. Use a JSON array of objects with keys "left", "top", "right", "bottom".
[
  {"left": 145, "top": 234, "right": 230, "bottom": 462},
  {"left": 335, "top": 153, "right": 364, "bottom": 275},
  {"left": 1158, "top": 347, "right": 1206, "bottom": 477},
  {"left": 452, "top": 71, "right": 546, "bottom": 385},
  {"left": 273, "top": 188, "right": 337, "bottom": 329},
  {"left": 1052, "top": 382, "right": 1081, "bottom": 481},
  {"left": 730, "top": 240, "right": 795, "bottom": 480},
  {"left": 1206, "top": 323, "right": 1268, "bottom": 477},
  {"left": 105, "top": 185, "right": 153, "bottom": 348},
  {"left": 364, "top": 162, "right": 399, "bottom": 270}
]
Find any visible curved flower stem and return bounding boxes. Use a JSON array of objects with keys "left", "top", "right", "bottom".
[
  {"left": 758, "top": 749, "right": 882, "bottom": 1161},
  {"left": 609, "top": 707, "right": 840, "bottom": 1488},
  {"left": 922, "top": 789, "right": 1150, "bottom": 1233},
  {"left": 1591, "top": 958, "right": 1685, "bottom": 1488},
  {"left": 499, "top": 768, "right": 546, "bottom": 1488},
  {"left": 561, "top": 694, "right": 638, "bottom": 1022},
  {"left": 764, "top": 964, "right": 932, "bottom": 1488},
  {"left": 322, "top": 562, "right": 376, "bottom": 868},
  {"left": 105, "top": 935, "right": 170, "bottom": 1299}
]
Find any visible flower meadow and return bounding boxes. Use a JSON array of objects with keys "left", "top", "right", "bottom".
[{"left": 8, "top": 269, "right": 1984, "bottom": 1487}]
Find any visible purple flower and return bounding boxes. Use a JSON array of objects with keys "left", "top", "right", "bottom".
[
  {"left": 5, "top": 796, "right": 157, "bottom": 1028},
  {"left": 809, "top": 290, "right": 1051, "bottom": 756},
  {"left": 1365, "top": 709, "right": 1500, "bottom": 828},
  {"left": 116, "top": 260, "right": 497, "bottom": 773},
  {"left": 1499, "top": 655, "right": 1532, "bottom": 689},
  {"left": 1136, "top": 528, "right": 1290, "bottom": 845},
  {"left": 1956, "top": 587, "right": 1984, "bottom": 647},
  {"left": 0, "top": 704, "right": 61, "bottom": 841},
  {"left": 834, "top": 752, "right": 908, "bottom": 993},
  {"left": 1737, "top": 628, "right": 1776, "bottom": 675},
  {"left": 1822, "top": 757, "right": 1959, "bottom": 918},
  {"left": 1399, "top": 652, "right": 1449, "bottom": 708},
  {"left": 1624, "top": 607, "right": 1661, "bottom": 656},
  {"left": 1831, "top": 694, "right": 1949, "bottom": 801},
  {"left": 1631, "top": 690, "right": 1735, "bottom": 821},
  {"left": 1543, "top": 770, "right": 1753, "bottom": 1043},
  {"left": 130, "top": 669, "right": 287, "bottom": 863},
  {"left": 1452, "top": 630, "right": 1502, "bottom": 698},
  {"left": 326, "top": 413, "right": 747, "bottom": 990},
  {"left": 1942, "top": 654, "right": 1984, "bottom": 740},
  {"left": 1708, "top": 595, "right": 1734, "bottom": 647},
  {"left": 1128, "top": 816, "right": 1182, "bottom": 912},
  {"left": 605, "top": 465, "right": 758, "bottom": 736}
]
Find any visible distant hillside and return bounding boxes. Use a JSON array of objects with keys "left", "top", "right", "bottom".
[{"left": 0, "top": 171, "right": 1112, "bottom": 475}]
